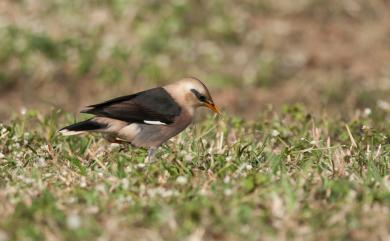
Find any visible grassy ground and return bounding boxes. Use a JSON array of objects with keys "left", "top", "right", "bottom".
[
  {"left": 0, "top": 106, "right": 389, "bottom": 241},
  {"left": 1, "top": 1, "right": 390, "bottom": 240}
]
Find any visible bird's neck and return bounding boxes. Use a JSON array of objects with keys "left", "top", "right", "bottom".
[
  {"left": 163, "top": 84, "right": 196, "bottom": 116},
  {"left": 186, "top": 106, "right": 196, "bottom": 117}
]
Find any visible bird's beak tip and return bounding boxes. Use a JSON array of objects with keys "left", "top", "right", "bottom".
[{"left": 205, "top": 102, "right": 221, "bottom": 114}]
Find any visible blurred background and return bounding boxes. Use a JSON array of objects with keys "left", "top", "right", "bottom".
[{"left": 0, "top": 0, "right": 389, "bottom": 121}]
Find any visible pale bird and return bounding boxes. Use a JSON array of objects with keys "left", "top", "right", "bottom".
[{"left": 59, "top": 77, "right": 220, "bottom": 161}]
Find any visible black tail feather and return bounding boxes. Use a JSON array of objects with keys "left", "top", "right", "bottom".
[{"left": 59, "top": 118, "right": 107, "bottom": 132}]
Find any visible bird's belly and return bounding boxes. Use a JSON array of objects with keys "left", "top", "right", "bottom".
[{"left": 117, "top": 121, "right": 191, "bottom": 148}]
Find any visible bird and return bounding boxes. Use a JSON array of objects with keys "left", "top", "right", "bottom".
[{"left": 59, "top": 77, "right": 220, "bottom": 162}]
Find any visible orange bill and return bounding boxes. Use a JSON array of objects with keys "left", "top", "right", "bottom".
[{"left": 205, "top": 102, "right": 221, "bottom": 114}]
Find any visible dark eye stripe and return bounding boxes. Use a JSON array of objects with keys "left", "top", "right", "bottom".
[{"left": 191, "top": 89, "right": 207, "bottom": 102}]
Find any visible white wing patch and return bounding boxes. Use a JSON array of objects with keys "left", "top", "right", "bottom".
[{"left": 143, "top": 120, "right": 167, "bottom": 125}]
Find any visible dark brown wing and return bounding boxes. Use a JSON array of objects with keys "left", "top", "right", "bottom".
[{"left": 81, "top": 87, "right": 181, "bottom": 125}]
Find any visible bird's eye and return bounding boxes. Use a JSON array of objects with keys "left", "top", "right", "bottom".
[
  {"left": 199, "top": 95, "right": 206, "bottom": 102},
  {"left": 191, "top": 89, "right": 207, "bottom": 102}
]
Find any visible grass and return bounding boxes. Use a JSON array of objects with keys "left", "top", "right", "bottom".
[
  {"left": 0, "top": 1, "right": 389, "bottom": 240},
  {"left": 0, "top": 105, "right": 389, "bottom": 241}
]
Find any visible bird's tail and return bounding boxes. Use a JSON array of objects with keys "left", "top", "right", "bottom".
[{"left": 59, "top": 118, "right": 107, "bottom": 136}]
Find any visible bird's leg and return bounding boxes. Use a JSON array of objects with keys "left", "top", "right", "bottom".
[{"left": 145, "top": 148, "right": 157, "bottom": 163}]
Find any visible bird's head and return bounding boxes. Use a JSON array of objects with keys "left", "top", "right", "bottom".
[{"left": 166, "top": 77, "right": 220, "bottom": 114}]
